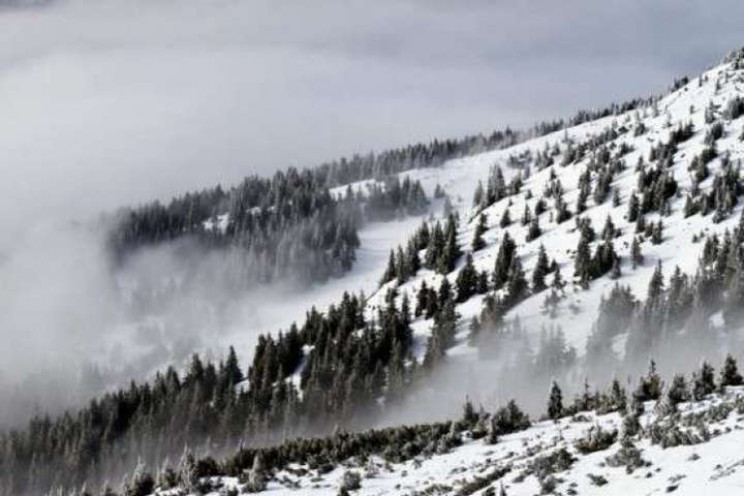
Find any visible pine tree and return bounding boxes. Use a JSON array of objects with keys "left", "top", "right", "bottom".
[
  {"left": 636, "top": 212, "right": 646, "bottom": 234},
  {"left": 493, "top": 232, "right": 516, "bottom": 290},
  {"left": 395, "top": 245, "right": 407, "bottom": 283},
  {"left": 521, "top": 204, "right": 532, "bottom": 226},
  {"left": 627, "top": 192, "right": 640, "bottom": 222},
  {"left": 552, "top": 266, "right": 565, "bottom": 293},
  {"left": 506, "top": 256, "right": 528, "bottom": 305},
  {"left": 456, "top": 254, "right": 478, "bottom": 303},
  {"left": 636, "top": 360, "right": 663, "bottom": 401},
  {"left": 477, "top": 270, "right": 490, "bottom": 294},
  {"left": 631, "top": 237, "right": 643, "bottom": 268},
  {"left": 574, "top": 232, "right": 593, "bottom": 289},
  {"left": 462, "top": 398, "right": 478, "bottom": 428},
  {"left": 667, "top": 374, "right": 689, "bottom": 406},
  {"left": 547, "top": 381, "right": 563, "bottom": 421},
  {"left": 651, "top": 220, "right": 663, "bottom": 245},
  {"left": 472, "top": 213, "right": 488, "bottom": 251},
  {"left": 610, "top": 378, "right": 628, "bottom": 414},
  {"left": 683, "top": 195, "right": 698, "bottom": 218},
  {"left": 576, "top": 179, "right": 589, "bottom": 213},
  {"left": 415, "top": 280, "right": 429, "bottom": 317},
  {"left": 535, "top": 198, "right": 547, "bottom": 217},
  {"left": 720, "top": 354, "right": 744, "bottom": 388},
  {"left": 647, "top": 261, "right": 664, "bottom": 309},
  {"left": 555, "top": 196, "right": 571, "bottom": 224},
  {"left": 437, "top": 214, "right": 461, "bottom": 274},
  {"left": 427, "top": 298, "right": 459, "bottom": 364},
  {"left": 532, "top": 245, "right": 551, "bottom": 292},
  {"left": 225, "top": 346, "right": 243, "bottom": 385},
  {"left": 438, "top": 276, "right": 453, "bottom": 309},
  {"left": 472, "top": 180, "right": 485, "bottom": 208},
  {"left": 526, "top": 216, "right": 541, "bottom": 242},
  {"left": 416, "top": 220, "right": 431, "bottom": 249},
  {"left": 425, "top": 222, "right": 445, "bottom": 269},
  {"left": 692, "top": 362, "right": 716, "bottom": 400},
  {"left": 405, "top": 239, "right": 421, "bottom": 275},
  {"left": 601, "top": 215, "right": 616, "bottom": 241},
  {"left": 381, "top": 250, "right": 396, "bottom": 285},
  {"left": 499, "top": 208, "right": 512, "bottom": 228}
]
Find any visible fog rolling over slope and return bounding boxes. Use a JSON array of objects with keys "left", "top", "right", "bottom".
[
  {"left": 8, "top": 47, "right": 744, "bottom": 495},
  {"left": 1, "top": 0, "right": 733, "bottom": 426},
  {"left": 6, "top": 1, "right": 744, "bottom": 495}
]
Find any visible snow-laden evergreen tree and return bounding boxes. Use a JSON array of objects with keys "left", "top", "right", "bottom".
[
  {"left": 472, "top": 213, "right": 488, "bottom": 251},
  {"left": 547, "top": 381, "right": 564, "bottom": 421},
  {"left": 531, "top": 245, "right": 551, "bottom": 293},
  {"left": 720, "top": 354, "right": 744, "bottom": 388},
  {"left": 456, "top": 254, "right": 478, "bottom": 303}
]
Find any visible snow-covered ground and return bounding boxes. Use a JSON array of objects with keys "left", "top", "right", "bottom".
[
  {"left": 162, "top": 387, "right": 744, "bottom": 496},
  {"left": 105, "top": 56, "right": 744, "bottom": 402},
  {"left": 357, "top": 57, "right": 744, "bottom": 363}
]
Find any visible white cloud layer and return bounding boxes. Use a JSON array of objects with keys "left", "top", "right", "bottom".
[{"left": 0, "top": 0, "right": 743, "bottom": 424}]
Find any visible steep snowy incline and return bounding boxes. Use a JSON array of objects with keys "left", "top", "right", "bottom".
[
  {"left": 156, "top": 386, "right": 744, "bottom": 496},
  {"left": 361, "top": 55, "right": 744, "bottom": 364},
  {"left": 116, "top": 51, "right": 744, "bottom": 409}
]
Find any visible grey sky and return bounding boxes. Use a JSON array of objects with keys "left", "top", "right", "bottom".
[{"left": 0, "top": 0, "right": 742, "bottom": 237}]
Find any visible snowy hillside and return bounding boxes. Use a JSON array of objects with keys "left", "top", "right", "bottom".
[
  {"left": 151, "top": 381, "right": 744, "bottom": 496},
  {"left": 356, "top": 53, "right": 744, "bottom": 366},
  {"left": 110, "top": 51, "right": 744, "bottom": 382},
  {"left": 10, "top": 49, "right": 744, "bottom": 496},
  {"left": 140, "top": 51, "right": 744, "bottom": 496}
]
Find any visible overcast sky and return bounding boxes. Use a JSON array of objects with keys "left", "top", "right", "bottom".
[{"left": 0, "top": 0, "right": 743, "bottom": 238}]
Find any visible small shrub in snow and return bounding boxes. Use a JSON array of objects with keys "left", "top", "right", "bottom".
[
  {"left": 529, "top": 448, "right": 576, "bottom": 484},
  {"left": 538, "top": 475, "right": 559, "bottom": 494},
  {"left": 622, "top": 411, "right": 642, "bottom": 438},
  {"left": 606, "top": 436, "right": 647, "bottom": 473},
  {"left": 648, "top": 419, "right": 706, "bottom": 449},
  {"left": 453, "top": 465, "right": 511, "bottom": 496},
  {"left": 587, "top": 473, "right": 608, "bottom": 486},
  {"left": 490, "top": 400, "right": 531, "bottom": 438},
  {"left": 574, "top": 425, "right": 618, "bottom": 454},
  {"left": 340, "top": 470, "right": 361, "bottom": 491}
]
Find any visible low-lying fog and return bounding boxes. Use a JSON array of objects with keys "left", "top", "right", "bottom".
[{"left": 1, "top": 0, "right": 742, "bottom": 427}]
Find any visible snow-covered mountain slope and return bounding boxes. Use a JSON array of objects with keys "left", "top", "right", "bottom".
[
  {"left": 352, "top": 54, "right": 744, "bottom": 365},
  {"left": 185, "top": 52, "right": 744, "bottom": 414},
  {"left": 131, "top": 51, "right": 744, "bottom": 381},
  {"left": 158, "top": 387, "right": 744, "bottom": 496},
  {"left": 17, "top": 50, "right": 744, "bottom": 496}
]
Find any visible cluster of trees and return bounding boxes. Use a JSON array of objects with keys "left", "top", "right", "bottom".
[
  {"left": 363, "top": 176, "right": 429, "bottom": 221},
  {"left": 6, "top": 52, "right": 744, "bottom": 496},
  {"left": 472, "top": 166, "right": 523, "bottom": 212},
  {"left": 65, "top": 350, "right": 744, "bottom": 496},
  {"left": 575, "top": 144, "right": 628, "bottom": 213},
  {"left": 573, "top": 216, "right": 620, "bottom": 288},
  {"left": 0, "top": 287, "right": 420, "bottom": 495},
  {"left": 578, "top": 210, "right": 744, "bottom": 381},
  {"left": 114, "top": 91, "right": 665, "bottom": 290},
  {"left": 379, "top": 213, "right": 462, "bottom": 287},
  {"left": 685, "top": 148, "right": 743, "bottom": 224},
  {"left": 114, "top": 396, "right": 533, "bottom": 496},
  {"left": 111, "top": 170, "right": 434, "bottom": 288}
]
